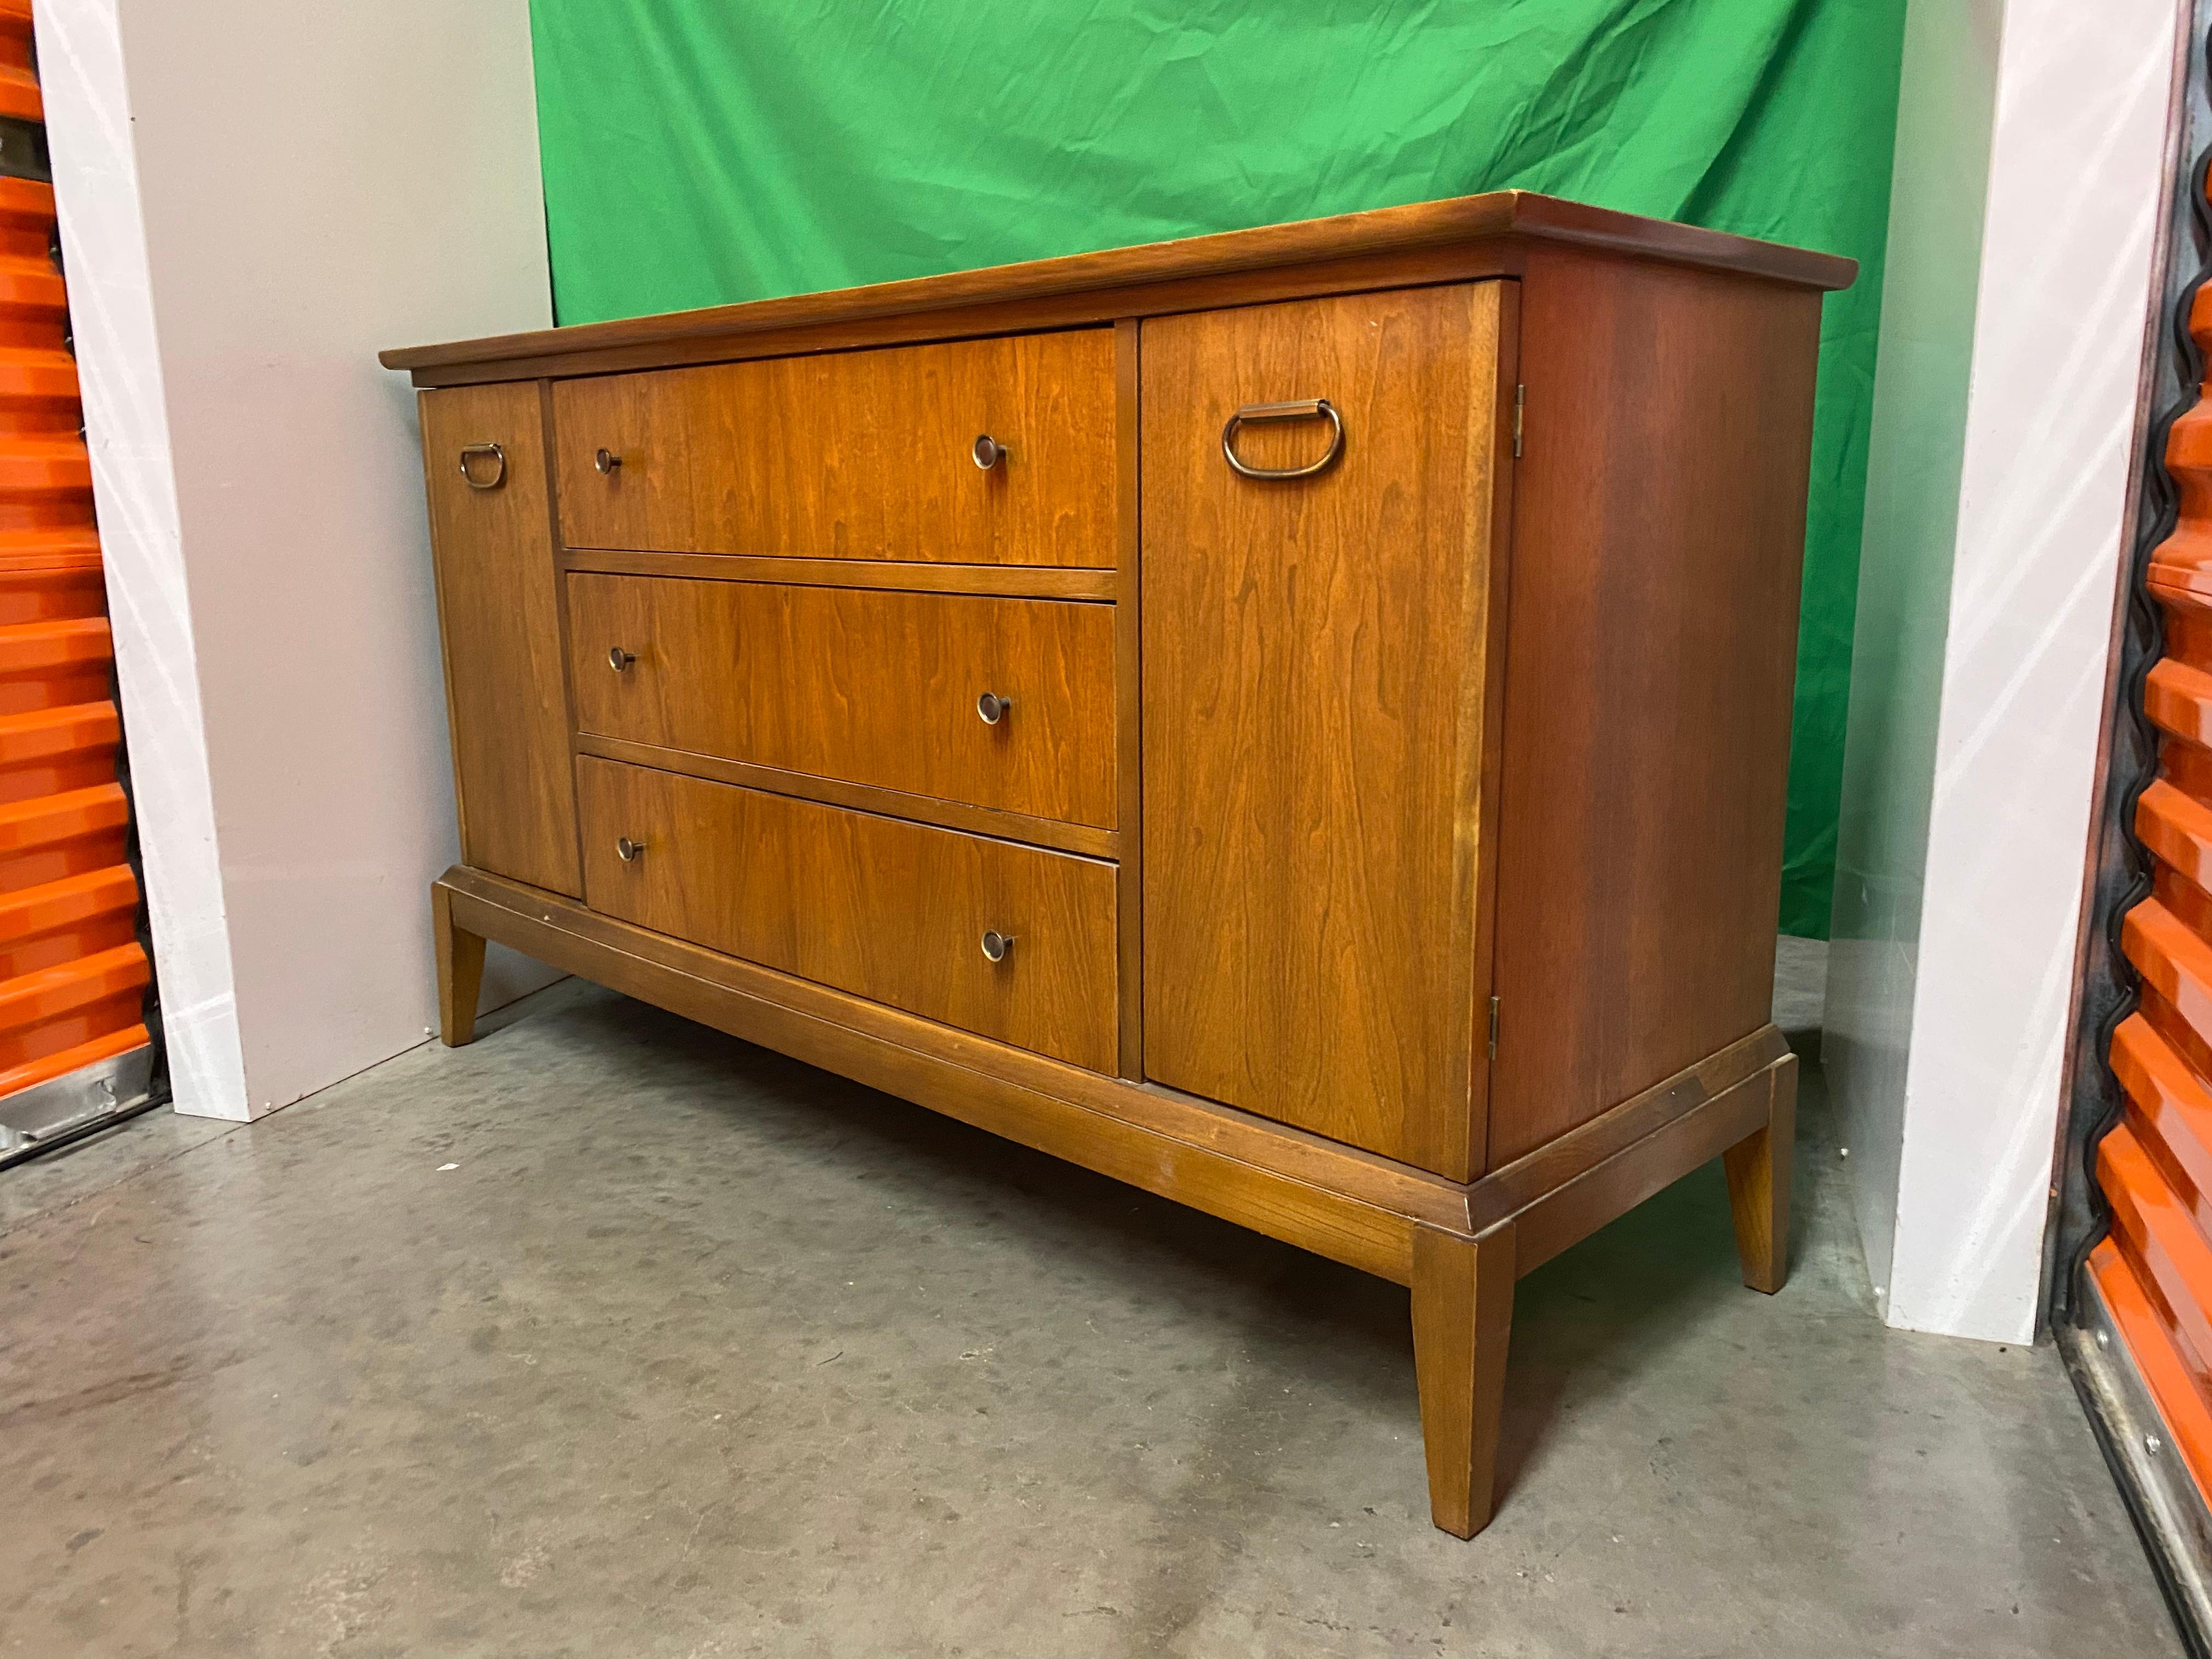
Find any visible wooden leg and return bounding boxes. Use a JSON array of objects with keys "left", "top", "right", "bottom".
[
  {"left": 1410, "top": 1222, "right": 1516, "bottom": 1538},
  {"left": 1723, "top": 1053, "right": 1796, "bottom": 1294},
  {"left": 434, "top": 883, "right": 487, "bottom": 1048}
]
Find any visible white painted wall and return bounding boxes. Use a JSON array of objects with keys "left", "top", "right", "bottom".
[
  {"left": 1828, "top": 0, "right": 2183, "bottom": 1341},
  {"left": 39, "top": 0, "right": 561, "bottom": 1120}
]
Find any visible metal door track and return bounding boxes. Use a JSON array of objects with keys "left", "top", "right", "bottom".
[
  {"left": 0, "top": 1043, "right": 156, "bottom": 1169},
  {"left": 2062, "top": 1266, "right": 2212, "bottom": 1659}
]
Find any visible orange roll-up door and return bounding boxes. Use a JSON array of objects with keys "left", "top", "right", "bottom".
[
  {"left": 0, "top": 0, "right": 155, "bottom": 1154},
  {"left": 2102, "top": 228, "right": 2212, "bottom": 1520}
]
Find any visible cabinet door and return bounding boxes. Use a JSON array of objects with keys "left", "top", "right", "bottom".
[
  {"left": 1140, "top": 283, "right": 1509, "bottom": 1178},
  {"left": 420, "top": 382, "right": 581, "bottom": 897}
]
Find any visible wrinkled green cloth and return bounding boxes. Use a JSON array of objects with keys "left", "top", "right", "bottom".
[{"left": 532, "top": 0, "right": 1907, "bottom": 937}]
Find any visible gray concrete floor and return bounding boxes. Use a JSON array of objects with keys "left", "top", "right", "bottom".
[{"left": 0, "top": 956, "right": 2179, "bottom": 1657}]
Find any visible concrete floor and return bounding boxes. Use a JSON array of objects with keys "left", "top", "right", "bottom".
[{"left": 0, "top": 950, "right": 2179, "bottom": 1657}]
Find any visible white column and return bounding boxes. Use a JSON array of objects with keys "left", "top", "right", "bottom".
[
  {"left": 1828, "top": 0, "right": 2184, "bottom": 1341},
  {"left": 39, "top": 0, "right": 561, "bottom": 1118}
]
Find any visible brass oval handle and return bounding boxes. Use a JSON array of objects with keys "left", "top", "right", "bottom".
[
  {"left": 616, "top": 837, "right": 647, "bottom": 863},
  {"left": 976, "top": 691, "right": 1013, "bottom": 725},
  {"left": 972, "top": 433, "right": 1009, "bottom": 470},
  {"left": 458, "top": 442, "right": 506, "bottom": 490},
  {"left": 980, "top": 930, "right": 1015, "bottom": 963},
  {"left": 1222, "top": 398, "right": 1343, "bottom": 481},
  {"left": 608, "top": 647, "right": 636, "bottom": 672},
  {"left": 595, "top": 447, "right": 623, "bottom": 476}
]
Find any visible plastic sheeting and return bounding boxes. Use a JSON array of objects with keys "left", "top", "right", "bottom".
[{"left": 530, "top": 1, "right": 1908, "bottom": 937}]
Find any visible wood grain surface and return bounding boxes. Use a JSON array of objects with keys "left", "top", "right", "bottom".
[
  {"left": 1412, "top": 1223, "right": 1516, "bottom": 1537},
  {"left": 576, "top": 757, "right": 1119, "bottom": 1071},
  {"left": 574, "top": 735, "right": 1118, "bottom": 860},
  {"left": 567, "top": 573, "right": 1118, "bottom": 827},
  {"left": 1483, "top": 247, "right": 1821, "bottom": 1165},
  {"left": 1114, "top": 318, "right": 1145, "bottom": 1079},
  {"left": 552, "top": 331, "right": 1115, "bottom": 566},
  {"left": 432, "top": 881, "right": 486, "bottom": 1048},
  {"left": 562, "top": 548, "right": 1116, "bottom": 601},
  {"left": 418, "top": 382, "right": 582, "bottom": 896},
  {"left": 1139, "top": 282, "right": 1505, "bottom": 1178},
  {"left": 1724, "top": 1052, "right": 1797, "bottom": 1294}
]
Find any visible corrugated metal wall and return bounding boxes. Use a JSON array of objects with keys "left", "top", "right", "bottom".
[
  {"left": 2104, "top": 199, "right": 2212, "bottom": 1516},
  {"left": 0, "top": 1, "right": 151, "bottom": 1104}
]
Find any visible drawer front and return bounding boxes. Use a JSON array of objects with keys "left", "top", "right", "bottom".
[
  {"left": 577, "top": 757, "right": 1118, "bottom": 1071},
  {"left": 567, "top": 573, "right": 1118, "bottom": 828},
  {"left": 552, "top": 331, "right": 1116, "bottom": 566}
]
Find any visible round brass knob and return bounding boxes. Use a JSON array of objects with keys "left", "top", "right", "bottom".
[
  {"left": 616, "top": 837, "right": 647, "bottom": 863},
  {"left": 608, "top": 647, "right": 636, "bottom": 672},
  {"left": 595, "top": 447, "right": 623, "bottom": 475},
  {"left": 976, "top": 691, "right": 1013, "bottom": 725},
  {"left": 980, "top": 930, "right": 1015, "bottom": 963},
  {"left": 972, "top": 434, "right": 1008, "bottom": 470}
]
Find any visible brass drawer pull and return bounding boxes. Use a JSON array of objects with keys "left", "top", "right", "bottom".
[
  {"left": 1222, "top": 398, "right": 1343, "bottom": 481},
  {"left": 457, "top": 442, "right": 506, "bottom": 490},
  {"left": 975, "top": 691, "right": 1013, "bottom": 725},
  {"left": 608, "top": 647, "right": 636, "bottom": 672},
  {"left": 980, "top": 930, "right": 1015, "bottom": 963},
  {"left": 595, "top": 447, "right": 623, "bottom": 475},
  {"left": 616, "top": 837, "right": 647, "bottom": 863},
  {"left": 972, "top": 433, "right": 1009, "bottom": 470}
]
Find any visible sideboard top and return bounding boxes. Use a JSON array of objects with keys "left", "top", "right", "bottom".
[{"left": 382, "top": 190, "right": 1857, "bottom": 385}]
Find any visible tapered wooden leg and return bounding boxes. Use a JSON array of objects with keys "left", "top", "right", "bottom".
[
  {"left": 1723, "top": 1052, "right": 1796, "bottom": 1294},
  {"left": 1410, "top": 1222, "right": 1516, "bottom": 1538},
  {"left": 433, "top": 883, "right": 487, "bottom": 1048}
]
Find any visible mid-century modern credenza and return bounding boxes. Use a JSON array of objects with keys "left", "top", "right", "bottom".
[{"left": 381, "top": 191, "right": 1853, "bottom": 1537}]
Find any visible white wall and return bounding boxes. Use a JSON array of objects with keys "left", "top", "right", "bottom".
[
  {"left": 39, "top": 0, "right": 562, "bottom": 1120},
  {"left": 1827, "top": 0, "right": 2183, "bottom": 1342}
]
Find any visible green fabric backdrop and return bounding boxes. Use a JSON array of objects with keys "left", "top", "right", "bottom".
[{"left": 529, "top": 0, "right": 1907, "bottom": 938}]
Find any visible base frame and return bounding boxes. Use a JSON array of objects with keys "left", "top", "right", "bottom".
[{"left": 433, "top": 864, "right": 1796, "bottom": 1537}]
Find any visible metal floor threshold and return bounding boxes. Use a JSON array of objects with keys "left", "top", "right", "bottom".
[
  {"left": 0, "top": 1042, "right": 157, "bottom": 1169},
  {"left": 2062, "top": 1265, "right": 2212, "bottom": 1659}
]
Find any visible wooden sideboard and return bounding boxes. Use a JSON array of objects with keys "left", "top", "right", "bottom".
[{"left": 382, "top": 192, "right": 1853, "bottom": 1537}]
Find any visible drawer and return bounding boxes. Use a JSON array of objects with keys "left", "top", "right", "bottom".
[
  {"left": 577, "top": 757, "right": 1118, "bottom": 1071},
  {"left": 567, "top": 573, "right": 1118, "bottom": 828},
  {"left": 551, "top": 331, "right": 1116, "bottom": 566}
]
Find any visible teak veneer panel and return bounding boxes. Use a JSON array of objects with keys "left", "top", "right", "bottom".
[
  {"left": 417, "top": 382, "right": 580, "bottom": 897},
  {"left": 551, "top": 331, "right": 1116, "bottom": 567},
  {"left": 567, "top": 573, "right": 1118, "bottom": 829},
  {"left": 1483, "top": 248, "right": 1819, "bottom": 1164},
  {"left": 1140, "top": 282, "right": 1506, "bottom": 1179},
  {"left": 576, "top": 757, "right": 1118, "bottom": 1073}
]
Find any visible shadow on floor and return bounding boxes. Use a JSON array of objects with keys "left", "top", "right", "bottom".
[{"left": 0, "top": 975, "right": 2174, "bottom": 1659}]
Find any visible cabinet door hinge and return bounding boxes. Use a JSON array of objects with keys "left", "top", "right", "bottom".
[
  {"left": 1487, "top": 996, "right": 1500, "bottom": 1058},
  {"left": 1512, "top": 384, "right": 1525, "bottom": 459}
]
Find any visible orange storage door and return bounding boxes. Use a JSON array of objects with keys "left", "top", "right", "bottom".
[
  {"left": 0, "top": 0, "right": 154, "bottom": 1137},
  {"left": 2104, "top": 237, "right": 2212, "bottom": 1515}
]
